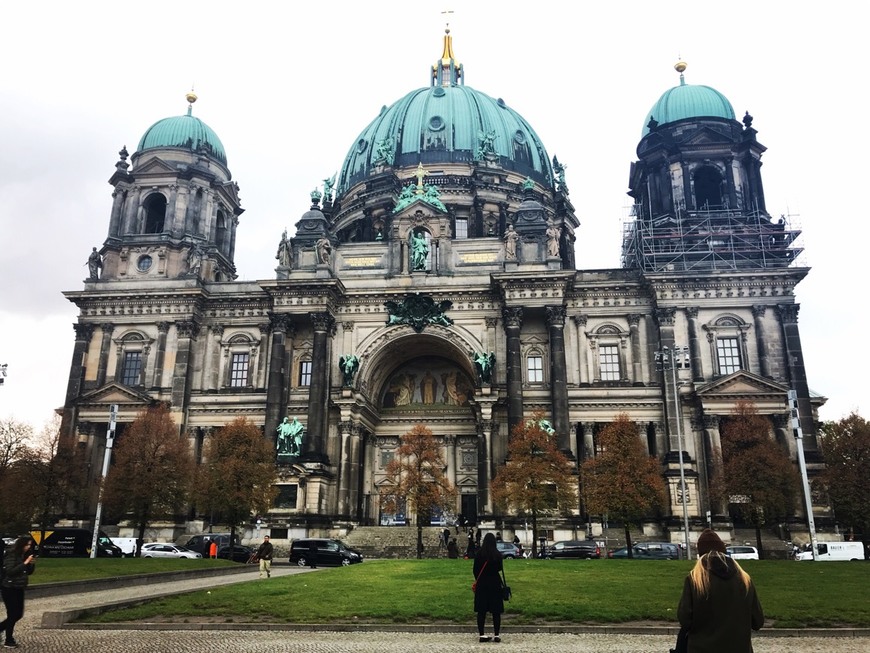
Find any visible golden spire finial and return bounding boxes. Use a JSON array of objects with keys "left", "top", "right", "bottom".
[
  {"left": 186, "top": 87, "right": 198, "bottom": 116},
  {"left": 674, "top": 60, "right": 687, "bottom": 86}
]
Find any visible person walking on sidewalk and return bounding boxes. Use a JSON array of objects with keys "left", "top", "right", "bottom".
[
  {"left": 255, "top": 536, "right": 274, "bottom": 579},
  {"left": 1, "top": 536, "right": 36, "bottom": 649},
  {"left": 678, "top": 529, "right": 764, "bottom": 653}
]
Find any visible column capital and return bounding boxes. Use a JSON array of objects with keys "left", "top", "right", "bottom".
[
  {"left": 685, "top": 306, "right": 699, "bottom": 319},
  {"left": 751, "top": 304, "right": 768, "bottom": 319},
  {"left": 627, "top": 313, "right": 642, "bottom": 327},
  {"left": 545, "top": 305, "right": 567, "bottom": 328},
  {"left": 175, "top": 320, "right": 199, "bottom": 339},
  {"left": 311, "top": 312, "right": 335, "bottom": 332},
  {"left": 156, "top": 321, "right": 170, "bottom": 334},
  {"left": 777, "top": 304, "right": 800, "bottom": 324},
  {"left": 73, "top": 323, "right": 95, "bottom": 340},
  {"left": 501, "top": 307, "right": 523, "bottom": 329},
  {"left": 572, "top": 314, "right": 588, "bottom": 327},
  {"left": 656, "top": 308, "right": 676, "bottom": 327}
]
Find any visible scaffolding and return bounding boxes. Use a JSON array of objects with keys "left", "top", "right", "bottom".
[{"left": 621, "top": 207, "right": 804, "bottom": 273}]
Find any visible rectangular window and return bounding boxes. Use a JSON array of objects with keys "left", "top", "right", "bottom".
[
  {"left": 121, "top": 351, "right": 142, "bottom": 386},
  {"left": 455, "top": 218, "right": 468, "bottom": 239},
  {"left": 273, "top": 485, "right": 297, "bottom": 509},
  {"left": 527, "top": 355, "right": 543, "bottom": 383},
  {"left": 599, "top": 344, "right": 620, "bottom": 381},
  {"left": 299, "top": 360, "right": 312, "bottom": 386},
  {"left": 717, "top": 337, "right": 741, "bottom": 375},
  {"left": 229, "top": 353, "right": 249, "bottom": 387}
]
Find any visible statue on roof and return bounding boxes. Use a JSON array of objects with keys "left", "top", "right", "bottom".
[
  {"left": 322, "top": 174, "right": 336, "bottom": 201},
  {"left": 86, "top": 247, "right": 102, "bottom": 280},
  {"left": 475, "top": 130, "right": 497, "bottom": 161},
  {"left": 374, "top": 137, "right": 395, "bottom": 165},
  {"left": 276, "top": 230, "right": 291, "bottom": 267},
  {"left": 421, "top": 184, "right": 447, "bottom": 212},
  {"left": 553, "top": 156, "right": 568, "bottom": 194}
]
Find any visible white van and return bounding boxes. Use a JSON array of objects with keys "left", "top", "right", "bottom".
[{"left": 795, "top": 541, "right": 864, "bottom": 561}]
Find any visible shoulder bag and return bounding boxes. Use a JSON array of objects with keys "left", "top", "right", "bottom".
[
  {"left": 501, "top": 566, "right": 512, "bottom": 601},
  {"left": 472, "top": 560, "right": 488, "bottom": 592}
]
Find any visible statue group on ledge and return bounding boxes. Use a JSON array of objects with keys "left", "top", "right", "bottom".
[{"left": 277, "top": 417, "right": 304, "bottom": 457}]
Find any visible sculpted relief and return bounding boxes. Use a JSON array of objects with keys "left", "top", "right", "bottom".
[{"left": 381, "top": 357, "right": 474, "bottom": 409}]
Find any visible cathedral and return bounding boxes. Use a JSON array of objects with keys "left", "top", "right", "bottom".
[{"left": 61, "top": 30, "right": 823, "bottom": 543}]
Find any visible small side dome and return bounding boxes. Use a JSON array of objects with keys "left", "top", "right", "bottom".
[
  {"left": 137, "top": 94, "right": 227, "bottom": 164},
  {"left": 642, "top": 62, "right": 735, "bottom": 135}
]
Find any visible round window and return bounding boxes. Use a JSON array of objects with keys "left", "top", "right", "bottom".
[
  {"left": 429, "top": 115, "right": 445, "bottom": 131},
  {"left": 137, "top": 255, "right": 153, "bottom": 272},
  {"left": 357, "top": 139, "right": 368, "bottom": 154}
]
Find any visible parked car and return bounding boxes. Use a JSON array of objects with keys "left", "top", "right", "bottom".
[
  {"left": 184, "top": 533, "right": 239, "bottom": 556},
  {"left": 217, "top": 544, "right": 255, "bottom": 563},
  {"left": 633, "top": 541, "right": 680, "bottom": 559},
  {"left": 726, "top": 545, "right": 760, "bottom": 560},
  {"left": 544, "top": 540, "right": 601, "bottom": 559},
  {"left": 496, "top": 541, "right": 522, "bottom": 558},
  {"left": 289, "top": 538, "right": 363, "bottom": 567},
  {"left": 140, "top": 543, "right": 202, "bottom": 559},
  {"left": 608, "top": 545, "right": 674, "bottom": 559}
]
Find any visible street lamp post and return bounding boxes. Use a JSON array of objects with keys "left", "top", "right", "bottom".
[{"left": 656, "top": 346, "right": 692, "bottom": 560}]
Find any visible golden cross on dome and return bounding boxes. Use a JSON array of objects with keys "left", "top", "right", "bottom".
[
  {"left": 414, "top": 163, "right": 429, "bottom": 194},
  {"left": 441, "top": 8, "right": 453, "bottom": 30}
]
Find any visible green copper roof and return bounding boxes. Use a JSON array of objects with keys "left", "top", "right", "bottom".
[
  {"left": 338, "top": 85, "right": 553, "bottom": 193},
  {"left": 642, "top": 73, "right": 735, "bottom": 136},
  {"left": 137, "top": 110, "right": 227, "bottom": 164}
]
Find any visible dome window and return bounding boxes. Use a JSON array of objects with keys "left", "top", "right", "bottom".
[
  {"left": 429, "top": 116, "right": 445, "bottom": 131},
  {"left": 357, "top": 139, "right": 368, "bottom": 154},
  {"left": 513, "top": 130, "right": 527, "bottom": 145},
  {"left": 143, "top": 193, "right": 167, "bottom": 234},
  {"left": 432, "top": 87, "right": 446, "bottom": 98}
]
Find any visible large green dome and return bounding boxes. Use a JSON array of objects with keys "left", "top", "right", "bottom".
[
  {"left": 338, "top": 84, "right": 553, "bottom": 193},
  {"left": 642, "top": 64, "right": 735, "bottom": 136},
  {"left": 137, "top": 106, "right": 227, "bottom": 165}
]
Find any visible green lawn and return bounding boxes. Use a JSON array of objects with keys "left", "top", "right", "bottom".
[
  {"left": 31, "top": 557, "right": 237, "bottom": 583},
  {"left": 75, "top": 558, "right": 870, "bottom": 628}
]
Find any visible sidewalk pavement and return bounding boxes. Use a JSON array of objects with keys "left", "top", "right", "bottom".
[{"left": 10, "top": 566, "right": 869, "bottom": 653}]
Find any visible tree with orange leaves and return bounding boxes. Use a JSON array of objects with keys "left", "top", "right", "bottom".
[
  {"left": 581, "top": 413, "right": 666, "bottom": 557},
  {"left": 491, "top": 415, "right": 576, "bottom": 558},
  {"left": 380, "top": 423, "right": 456, "bottom": 558}
]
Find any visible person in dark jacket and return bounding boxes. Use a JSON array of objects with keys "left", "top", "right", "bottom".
[
  {"left": 678, "top": 529, "right": 764, "bottom": 653},
  {"left": 255, "top": 535, "right": 274, "bottom": 579},
  {"left": 1, "top": 536, "right": 36, "bottom": 648},
  {"left": 472, "top": 532, "right": 505, "bottom": 643}
]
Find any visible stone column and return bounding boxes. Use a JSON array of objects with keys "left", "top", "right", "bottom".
[
  {"left": 152, "top": 322, "right": 169, "bottom": 389},
  {"left": 628, "top": 314, "right": 643, "bottom": 384},
  {"left": 305, "top": 312, "right": 334, "bottom": 462},
  {"left": 96, "top": 323, "right": 114, "bottom": 387},
  {"left": 170, "top": 321, "right": 199, "bottom": 421},
  {"left": 546, "top": 305, "right": 570, "bottom": 452},
  {"left": 752, "top": 305, "right": 770, "bottom": 377},
  {"left": 572, "top": 315, "right": 588, "bottom": 385},
  {"left": 264, "top": 315, "right": 292, "bottom": 448},
  {"left": 338, "top": 420, "right": 354, "bottom": 516},
  {"left": 62, "top": 323, "right": 95, "bottom": 438},
  {"left": 686, "top": 307, "right": 704, "bottom": 382},
  {"left": 702, "top": 415, "right": 726, "bottom": 516},
  {"left": 108, "top": 189, "right": 125, "bottom": 238},
  {"left": 582, "top": 422, "right": 595, "bottom": 461},
  {"left": 477, "top": 421, "right": 494, "bottom": 513},
  {"left": 123, "top": 186, "right": 141, "bottom": 234},
  {"left": 348, "top": 426, "right": 363, "bottom": 521},
  {"left": 502, "top": 307, "right": 524, "bottom": 432},
  {"left": 777, "top": 304, "right": 818, "bottom": 449},
  {"left": 167, "top": 184, "right": 179, "bottom": 236},
  {"left": 257, "top": 323, "right": 270, "bottom": 389},
  {"left": 656, "top": 308, "right": 681, "bottom": 451}
]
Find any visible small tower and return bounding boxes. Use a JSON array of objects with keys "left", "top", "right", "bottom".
[
  {"left": 101, "top": 92, "right": 244, "bottom": 282},
  {"left": 623, "top": 62, "right": 801, "bottom": 272}
]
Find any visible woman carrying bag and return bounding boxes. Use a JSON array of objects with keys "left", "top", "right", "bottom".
[{"left": 472, "top": 532, "right": 506, "bottom": 642}]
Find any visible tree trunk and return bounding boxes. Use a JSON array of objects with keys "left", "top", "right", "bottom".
[
  {"left": 136, "top": 504, "right": 149, "bottom": 557},
  {"left": 754, "top": 522, "right": 764, "bottom": 559},
  {"left": 624, "top": 524, "right": 634, "bottom": 558},
  {"left": 531, "top": 511, "right": 539, "bottom": 558},
  {"left": 416, "top": 521, "right": 423, "bottom": 559}
]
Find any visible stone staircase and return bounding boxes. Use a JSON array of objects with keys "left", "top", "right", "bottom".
[{"left": 344, "top": 526, "right": 449, "bottom": 559}]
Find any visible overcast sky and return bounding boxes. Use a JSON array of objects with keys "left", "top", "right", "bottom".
[{"left": 0, "top": 1, "right": 865, "bottom": 429}]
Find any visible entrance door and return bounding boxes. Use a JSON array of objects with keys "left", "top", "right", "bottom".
[{"left": 461, "top": 494, "right": 478, "bottom": 526}]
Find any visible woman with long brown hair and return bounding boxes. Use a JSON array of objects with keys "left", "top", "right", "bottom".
[
  {"left": 678, "top": 529, "right": 763, "bottom": 652},
  {"left": 472, "top": 532, "right": 505, "bottom": 642}
]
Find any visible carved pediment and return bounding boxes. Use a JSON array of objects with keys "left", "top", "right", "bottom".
[
  {"left": 135, "top": 157, "right": 177, "bottom": 176},
  {"left": 681, "top": 125, "right": 733, "bottom": 148},
  {"left": 78, "top": 382, "right": 153, "bottom": 408},
  {"left": 695, "top": 371, "right": 790, "bottom": 414}
]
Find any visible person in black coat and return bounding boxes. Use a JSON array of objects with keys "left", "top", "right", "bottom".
[
  {"left": 472, "top": 532, "right": 505, "bottom": 642},
  {"left": 1, "top": 536, "right": 36, "bottom": 648}
]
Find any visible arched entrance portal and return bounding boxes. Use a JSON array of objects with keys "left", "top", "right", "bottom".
[{"left": 354, "top": 327, "right": 491, "bottom": 527}]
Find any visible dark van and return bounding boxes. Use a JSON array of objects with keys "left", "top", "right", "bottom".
[
  {"left": 31, "top": 528, "right": 123, "bottom": 557},
  {"left": 289, "top": 538, "right": 363, "bottom": 567},
  {"left": 184, "top": 533, "right": 239, "bottom": 556}
]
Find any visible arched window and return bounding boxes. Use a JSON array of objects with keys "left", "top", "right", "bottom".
[
  {"left": 693, "top": 165, "right": 723, "bottom": 210},
  {"left": 216, "top": 210, "right": 227, "bottom": 254},
  {"left": 143, "top": 193, "right": 167, "bottom": 233}
]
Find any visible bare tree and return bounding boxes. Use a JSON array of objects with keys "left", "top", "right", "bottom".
[
  {"left": 380, "top": 423, "right": 457, "bottom": 558},
  {"left": 581, "top": 414, "right": 667, "bottom": 557},
  {"left": 102, "top": 405, "right": 194, "bottom": 555},
  {"left": 491, "top": 415, "right": 576, "bottom": 558},
  {"left": 194, "top": 417, "right": 277, "bottom": 551}
]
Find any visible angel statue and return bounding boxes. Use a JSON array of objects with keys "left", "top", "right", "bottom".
[
  {"left": 473, "top": 351, "right": 496, "bottom": 384},
  {"left": 339, "top": 354, "right": 360, "bottom": 387}
]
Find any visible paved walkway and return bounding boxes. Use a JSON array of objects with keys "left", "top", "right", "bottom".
[{"left": 8, "top": 567, "right": 868, "bottom": 652}]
